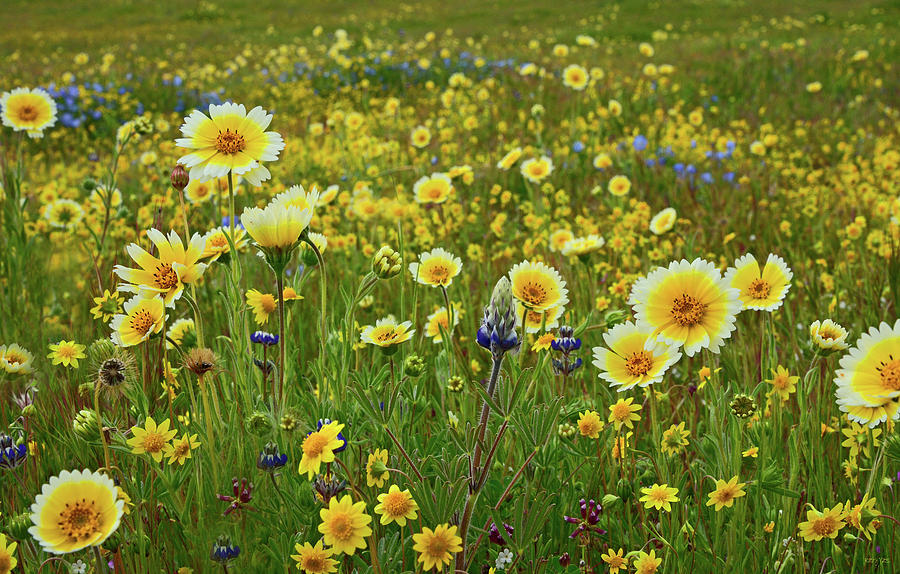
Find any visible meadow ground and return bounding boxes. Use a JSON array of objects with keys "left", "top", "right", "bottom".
[{"left": 1, "top": 0, "right": 899, "bottom": 573}]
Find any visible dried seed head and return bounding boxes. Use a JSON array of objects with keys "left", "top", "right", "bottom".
[{"left": 184, "top": 348, "right": 217, "bottom": 376}]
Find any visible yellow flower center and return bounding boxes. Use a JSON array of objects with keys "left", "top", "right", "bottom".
[
  {"left": 625, "top": 351, "right": 654, "bottom": 377},
  {"left": 58, "top": 500, "right": 102, "bottom": 541},
  {"left": 426, "top": 534, "right": 449, "bottom": 557},
  {"left": 260, "top": 294, "right": 277, "bottom": 314},
  {"left": 302, "top": 432, "right": 329, "bottom": 458},
  {"left": 747, "top": 278, "right": 770, "bottom": 299},
  {"left": 328, "top": 513, "right": 354, "bottom": 541},
  {"left": 303, "top": 555, "right": 325, "bottom": 571},
  {"left": 130, "top": 309, "right": 155, "bottom": 335},
  {"left": 5, "top": 352, "right": 26, "bottom": 366},
  {"left": 172, "top": 440, "right": 190, "bottom": 457},
  {"left": 382, "top": 491, "right": 411, "bottom": 516},
  {"left": 58, "top": 345, "right": 77, "bottom": 359},
  {"left": 376, "top": 328, "right": 398, "bottom": 344},
  {"left": 716, "top": 488, "right": 734, "bottom": 504},
  {"left": 611, "top": 402, "right": 632, "bottom": 421},
  {"left": 878, "top": 357, "right": 900, "bottom": 391},
  {"left": 209, "top": 235, "right": 228, "bottom": 249},
  {"left": 17, "top": 104, "right": 38, "bottom": 122},
  {"left": 425, "top": 264, "right": 449, "bottom": 283},
  {"left": 520, "top": 282, "right": 548, "bottom": 307},
  {"left": 671, "top": 294, "right": 705, "bottom": 327},
  {"left": 154, "top": 263, "right": 179, "bottom": 290},
  {"left": 529, "top": 164, "right": 547, "bottom": 177},
  {"left": 142, "top": 432, "right": 166, "bottom": 453},
  {"left": 215, "top": 129, "right": 246, "bottom": 155},
  {"left": 813, "top": 516, "right": 837, "bottom": 536},
  {"left": 818, "top": 327, "right": 841, "bottom": 340}
]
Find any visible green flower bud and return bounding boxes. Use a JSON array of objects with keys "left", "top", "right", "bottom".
[
  {"left": 372, "top": 246, "right": 402, "bottom": 279},
  {"left": 73, "top": 409, "right": 100, "bottom": 442},
  {"left": 404, "top": 355, "right": 426, "bottom": 378},
  {"left": 730, "top": 394, "right": 757, "bottom": 419},
  {"left": 604, "top": 309, "right": 629, "bottom": 328},
  {"left": 601, "top": 493, "right": 622, "bottom": 510},
  {"left": 133, "top": 116, "right": 154, "bottom": 135},
  {"left": 280, "top": 409, "right": 301, "bottom": 432},
  {"left": 246, "top": 411, "right": 272, "bottom": 436},
  {"left": 4, "top": 512, "right": 32, "bottom": 540},
  {"left": 446, "top": 375, "right": 464, "bottom": 392},
  {"left": 22, "top": 403, "right": 35, "bottom": 417},
  {"left": 557, "top": 421, "right": 576, "bottom": 438}
]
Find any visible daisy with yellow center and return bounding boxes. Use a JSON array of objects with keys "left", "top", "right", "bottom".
[
  {"left": 562, "top": 64, "right": 589, "bottom": 90},
  {"left": 660, "top": 422, "right": 690, "bottom": 456},
  {"left": 633, "top": 549, "right": 662, "bottom": 574},
  {"left": 291, "top": 539, "right": 338, "bottom": 574},
  {"left": 185, "top": 177, "right": 215, "bottom": 204},
  {"left": 561, "top": 235, "right": 605, "bottom": 257},
  {"left": 412, "top": 524, "right": 463, "bottom": 571},
  {"left": 520, "top": 156, "right": 554, "bottom": 184},
  {"left": 202, "top": 226, "right": 249, "bottom": 261},
  {"left": 425, "top": 305, "right": 462, "bottom": 344},
  {"left": 497, "top": 147, "right": 523, "bottom": 170},
  {"left": 509, "top": 260, "right": 569, "bottom": 313},
  {"left": 518, "top": 302, "right": 564, "bottom": 334},
  {"left": 43, "top": 199, "right": 84, "bottom": 229},
  {"left": 90, "top": 289, "right": 123, "bottom": 322},
  {"left": 176, "top": 102, "right": 284, "bottom": 184},
  {"left": 798, "top": 503, "right": 846, "bottom": 541},
  {"left": 548, "top": 229, "right": 575, "bottom": 252},
  {"left": 241, "top": 202, "right": 313, "bottom": 250},
  {"left": 413, "top": 173, "right": 454, "bottom": 205},
  {"left": 109, "top": 295, "right": 166, "bottom": 348},
  {"left": 649, "top": 207, "right": 677, "bottom": 235},
  {"left": 577, "top": 410, "right": 604, "bottom": 438},
  {"left": 810, "top": 319, "right": 849, "bottom": 351},
  {"left": 366, "top": 449, "right": 389, "bottom": 488},
  {"left": 114, "top": 229, "right": 208, "bottom": 308},
  {"left": 592, "top": 321, "right": 682, "bottom": 391},
  {"left": 318, "top": 495, "right": 372, "bottom": 556},
  {"left": 765, "top": 365, "right": 798, "bottom": 402},
  {"left": 47, "top": 340, "right": 87, "bottom": 368},
  {"left": 298, "top": 421, "right": 346, "bottom": 479},
  {"left": 126, "top": 417, "right": 177, "bottom": 463},
  {"left": 608, "top": 175, "right": 631, "bottom": 196},
  {"left": 0, "top": 533, "right": 17, "bottom": 574},
  {"left": 409, "top": 247, "right": 462, "bottom": 287},
  {"left": 601, "top": 548, "right": 628, "bottom": 574},
  {"left": 246, "top": 289, "right": 278, "bottom": 325},
  {"left": 1, "top": 87, "right": 57, "bottom": 138},
  {"left": 163, "top": 433, "right": 200, "bottom": 465},
  {"left": 723, "top": 253, "right": 793, "bottom": 311},
  {"left": 273, "top": 184, "right": 321, "bottom": 213},
  {"left": 374, "top": 485, "right": 419, "bottom": 526},
  {"left": 706, "top": 476, "right": 747, "bottom": 511},
  {"left": 28, "top": 469, "right": 124, "bottom": 554},
  {"left": 835, "top": 319, "right": 900, "bottom": 427},
  {"left": 410, "top": 125, "right": 431, "bottom": 148},
  {"left": 639, "top": 483, "right": 679, "bottom": 512},
  {"left": 0, "top": 343, "right": 34, "bottom": 374},
  {"left": 628, "top": 258, "right": 742, "bottom": 357},
  {"left": 608, "top": 397, "right": 643, "bottom": 431},
  {"left": 360, "top": 317, "right": 415, "bottom": 352}
]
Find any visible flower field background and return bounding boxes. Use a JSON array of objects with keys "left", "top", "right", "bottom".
[{"left": 1, "top": 0, "right": 899, "bottom": 572}]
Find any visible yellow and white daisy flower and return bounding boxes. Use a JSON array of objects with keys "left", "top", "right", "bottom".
[
  {"left": 497, "top": 147, "right": 523, "bottom": 170},
  {"left": 109, "top": 295, "right": 167, "bottom": 348},
  {"left": 202, "top": 226, "right": 249, "bottom": 261},
  {"left": 0, "top": 343, "right": 35, "bottom": 374},
  {"left": 723, "top": 253, "right": 793, "bottom": 311},
  {"left": 1, "top": 87, "right": 57, "bottom": 138},
  {"left": 28, "top": 469, "right": 124, "bottom": 554},
  {"left": 835, "top": 319, "right": 900, "bottom": 428},
  {"left": 562, "top": 64, "right": 589, "bottom": 90},
  {"left": 114, "top": 229, "right": 208, "bottom": 307},
  {"left": 561, "top": 235, "right": 605, "bottom": 257},
  {"left": 649, "top": 207, "right": 677, "bottom": 235},
  {"left": 43, "top": 199, "right": 84, "bottom": 229},
  {"left": 413, "top": 173, "right": 453, "bottom": 204},
  {"left": 520, "top": 156, "right": 554, "bottom": 184},
  {"left": 592, "top": 321, "right": 682, "bottom": 391},
  {"left": 549, "top": 229, "right": 575, "bottom": 252},
  {"left": 810, "top": 319, "right": 850, "bottom": 351},
  {"left": 425, "top": 305, "right": 462, "bottom": 343},
  {"left": 272, "top": 184, "right": 320, "bottom": 213},
  {"left": 241, "top": 202, "right": 312, "bottom": 249},
  {"left": 361, "top": 316, "right": 415, "bottom": 350},
  {"left": 509, "top": 260, "right": 569, "bottom": 312},
  {"left": 629, "top": 258, "right": 742, "bottom": 357},
  {"left": 175, "top": 102, "right": 284, "bottom": 184},
  {"left": 409, "top": 247, "right": 462, "bottom": 287}
]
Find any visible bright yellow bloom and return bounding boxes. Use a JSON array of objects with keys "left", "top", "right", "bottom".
[
  {"left": 608, "top": 397, "right": 642, "bottom": 431},
  {"left": 163, "top": 433, "right": 200, "bottom": 465},
  {"left": 413, "top": 173, "right": 454, "bottom": 204},
  {"left": 835, "top": 319, "right": 900, "bottom": 427},
  {"left": 548, "top": 229, "right": 575, "bottom": 252},
  {"left": 318, "top": 495, "right": 372, "bottom": 556},
  {"left": 608, "top": 175, "right": 631, "bottom": 196},
  {"left": 592, "top": 321, "right": 681, "bottom": 391},
  {"left": 649, "top": 208, "right": 677, "bottom": 235},
  {"left": 562, "top": 64, "right": 589, "bottom": 90},
  {"left": 410, "top": 125, "right": 431, "bottom": 148},
  {"left": 723, "top": 253, "right": 792, "bottom": 311},
  {"left": 176, "top": 102, "right": 284, "bottom": 184},
  {"left": 374, "top": 485, "right": 419, "bottom": 526},
  {"left": 561, "top": 235, "right": 605, "bottom": 257},
  {"left": 241, "top": 202, "right": 312, "bottom": 249},
  {"left": 509, "top": 260, "right": 569, "bottom": 312},
  {"left": 114, "top": 229, "right": 208, "bottom": 307},
  {"left": 246, "top": 289, "right": 278, "bottom": 325},
  {"left": 126, "top": 417, "right": 177, "bottom": 463},
  {"left": 629, "top": 258, "right": 741, "bottom": 357},
  {"left": 798, "top": 503, "right": 845, "bottom": 541},
  {"left": 633, "top": 549, "right": 662, "bottom": 574},
  {"left": 273, "top": 184, "right": 320, "bottom": 213},
  {"left": 809, "top": 319, "right": 849, "bottom": 351},
  {"left": 409, "top": 247, "right": 462, "bottom": 287},
  {"left": 109, "top": 295, "right": 166, "bottom": 348},
  {"left": 639, "top": 483, "right": 679, "bottom": 512},
  {"left": 742, "top": 446, "right": 759, "bottom": 458},
  {"left": 47, "top": 340, "right": 86, "bottom": 368},
  {"left": 0, "top": 343, "right": 34, "bottom": 374},
  {"left": 425, "top": 305, "right": 462, "bottom": 344},
  {"left": 291, "top": 539, "right": 338, "bottom": 573},
  {"left": 0, "top": 533, "right": 17, "bottom": 573},
  {"left": 299, "top": 421, "right": 346, "bottom": 479},
  {"left": 90, "top": 289, "right": 124, "bottom": 322},
  {"left": 601, "top": 547, "right": 627, "bottom": 573},
  {"left": 360, "top": 317, "right": 415, "bottom": 349},
  {"left": 412, "top": 524, "right": 463, "bottom": 571},
  {"left": 766, "top": 365, "right": 798, "bottom": 402},
  {"left": 28, "top": 469, "right": 124, "bottom": 553},
  {"left": 202, "top": 226, "right": 249, "bottom": 261},
  {"left": 520, "top": 156, "right": 554, "bottom": 183},
  {"left": 1, "top": 87, "right": 57, "bottom": 138},
  {"left": 844, "top": 493, "right": 880, "bottom": 540},
  {"left": 660, "top": 422, "right": 690, "bottom": 456},
  {"left": 577, "top": 410, "right": 604, "bottom": 438},
  {"left": 497, "top": 147, "right": 523, "bottom": 170},
  {"left": 366, "top": 449, "right": 389, "bottom": 488},
  {"left": 706, "top": 476, "right": 747, "bottom": 511}
]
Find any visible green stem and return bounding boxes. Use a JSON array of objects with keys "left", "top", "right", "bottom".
[{"left": 276, "top": 268, "right": 288, "bottom": 407}]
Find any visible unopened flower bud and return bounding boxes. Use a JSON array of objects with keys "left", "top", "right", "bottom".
[
  {"left": 372, "top": 246, "right": 402, "bottom": 279},
  {"left": 171, "top": 164, "right": 190, "bottom": 191},
  {"left": 601, "top": 493, "right": 622, "bottom": 509},
  {"left": 404, "top": 354, "right": 426, "bottom": 378},
  {"left": 73, "top": 409, "right": 100, "bottom": 441},
  {"left": 730, "top": 394, "right": 757, "bottom": 419}
]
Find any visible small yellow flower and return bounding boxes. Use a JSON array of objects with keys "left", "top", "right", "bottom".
[
  {"left": 47, "top": 340, "right": 87, "bottom": 369},
  {"left": 290, "top": 539, "right": 338, "bottom": 573},
  {"left": 413, "top": 524, "right": 462, "bottom": 571},
  {"left": 601, "top": 548, "right": 628, "bottom": 573},
  {"left": 639, "top": 483, "right": 679, "bottom": 512},
  {"left": 742, "top": 446, "right": 759, "bottom": 458},
  {"left": 374, "top": 485, "right": 419, "bottom": 526},
  {"left": 798, "top": 503, "right": 845, "bottom": 541},
  {"left": 577, "top": 410, "right": 604, "bottom": 438},
  {"left": 366, "top": 449, "right": 389, "bottom": 488},
  {"left": 126, "top": 417, "right": 177, "bottom": 463},
  {"left": 163, "top": 433, "right": 200, "bottom": 465},
  {"left": 706, "top": 476, "right": 747, "bottom": 511},
  {"left": 608, "top": 397, "right": 642, "bottom": 431}
]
